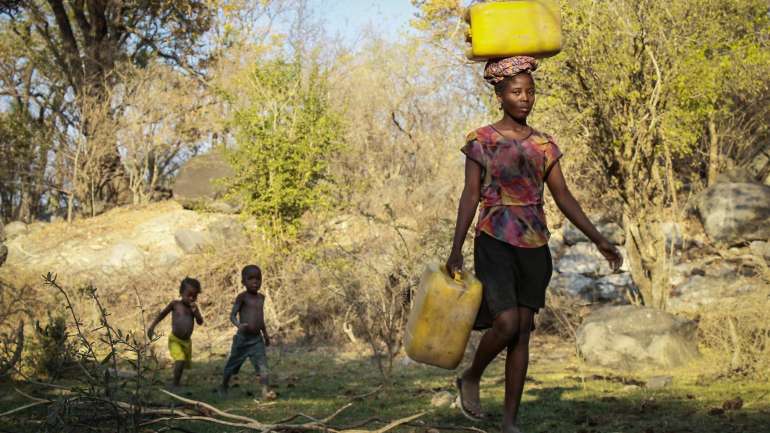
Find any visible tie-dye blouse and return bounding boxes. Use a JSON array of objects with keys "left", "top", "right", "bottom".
[{"left": 461, "top": 125, "right": 563, "bottom": 248}]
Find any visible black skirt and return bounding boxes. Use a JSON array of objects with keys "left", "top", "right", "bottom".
[{"left": 473, "top": 231, "right": 553, "bottom": 330}]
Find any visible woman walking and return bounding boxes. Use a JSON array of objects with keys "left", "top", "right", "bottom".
[{"left": 446, "top": 56, "right": 623, "bottom": 433}]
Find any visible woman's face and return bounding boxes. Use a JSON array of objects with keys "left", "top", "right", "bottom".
[{"left": 497, "top": 73, "right": 535, "bottom": 121}]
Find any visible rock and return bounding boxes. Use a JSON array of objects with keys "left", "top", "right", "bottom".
[
  {"left": 207, "top": 218, "right": 246, "bottom": 246},
  {"left": 397, "top": 355, "right": 418, "bottom": 368},
  {"left": 557, "top": 243, "right": 629, "bottom": 276},
  {"left": 621, "top": 384, "right": 641, "bottom": 392},
  {"left": 668, "top": 262, "right": 699, "bottom": 288},
  {"left": 595, "top": 272, "right": 634, "bottom": 302},
  {"left": 105, "top": 242, "right": 145, "bottom": 270},
  {"left": 548, "top": 230, "right": 565, "bottom": 257},
  {"left": 697, "top": 182, "right": 770, "bottom": 245},
  {"left": 207, "top": 200, "right": 241, "bottom": 214},
  {"left": 551, "top": 272, "right": 595, "bottom": 298},
  {"left": 174, "top": 229, "right": 210, "bottom": 253},
  {"left": 4, "top": 221, "right": 28, "bottom": 239},
  {"left": 431, "top": 391, "right": 454, "bottom": 408},
  {"left": 703, "top": 260, "right": 736, "bottom": 278},
  {"left": 556, "top": 244, "right": 601, "bottom": 275},
  {"left": 646, "top": 375, "right": 673, "bottom": 390},
  {"left": 667, "top": 274, "right": 761, "bottom": 314},
  {"left": 172, "top": 150, "right": 238, "bottom": 211},
  {"left": 749, "top": 241, "right": 770, "bottom": 260},
  {"left": 564, "top": 221, "right": 625, "bottom": 246},
  {"left": 659, "top": 221, "right": 686, "bottom": 250},
  {"left": 576, "top": 305, "right": 699, "bottom": 370}
]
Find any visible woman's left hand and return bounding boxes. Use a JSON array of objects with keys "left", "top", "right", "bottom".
[{"left": 597, "top": 240, "right": 623, "bottom": 272}]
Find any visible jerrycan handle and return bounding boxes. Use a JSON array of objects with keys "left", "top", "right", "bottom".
[{"left": 453, "top": 270, "right": 464, "bottom": 284}]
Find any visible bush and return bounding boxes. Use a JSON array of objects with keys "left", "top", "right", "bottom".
[
  {"left": 697, "top": 286, "right": 770, "bottom": 379},
  {"left": 30, "top": 312, "right": 75, "bottom": 380}
]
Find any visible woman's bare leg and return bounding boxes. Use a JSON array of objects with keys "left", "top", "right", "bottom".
[
  {"left": 460, "top": 308, "right": 520, "bottom": 416},
  {"left": 502, "top": 307, "right": 534, "bottom": 432}
]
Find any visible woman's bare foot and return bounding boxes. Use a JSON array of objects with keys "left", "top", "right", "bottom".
[{"left": 456, "top": 371, "right": 484, "bottom": 420}]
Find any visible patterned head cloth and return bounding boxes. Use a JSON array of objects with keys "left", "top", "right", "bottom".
[{"left": 483, "top": 56, "right": 539, "bottom": 85}]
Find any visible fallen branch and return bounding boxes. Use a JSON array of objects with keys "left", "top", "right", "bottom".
[
  {"left": 161, "top": 388, "right": 425, "bottom": 433},
  {"left": 348, "top": 412, "right": 425, "bottom": 433},
  {"left": 351, "top": 384, "right": 384, "bottom": 400},
  {"left": 0, "top": 401, "right": 49, "bottom": 418},
  {"left": 161, "top": 389, "right": 266, "bottom": 424}
]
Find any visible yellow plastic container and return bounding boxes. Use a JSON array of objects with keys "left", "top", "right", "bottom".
[
  {"left": 404, "top": 263, "right": 483, "bottom": 369},
  {"left": 464, "top": 0, "right": 562, "bottom": 61}
]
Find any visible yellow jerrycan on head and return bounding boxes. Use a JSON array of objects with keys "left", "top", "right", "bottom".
[
  {"left": 464, "top": 0, "right": 562, "bottom": 61},
  {"left": 404, "top": 263, "right": 483, "bottom": 369}
]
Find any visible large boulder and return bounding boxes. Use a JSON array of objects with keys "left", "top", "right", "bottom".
[
  {"left": 576, "top": 305, "right": 699, "bottom": 370},
  {"left": 697, "top": 182, "right": 770, "bottom": 245},
  {"left": 172, "top": 150, "right": 239, "bottom": 213}
]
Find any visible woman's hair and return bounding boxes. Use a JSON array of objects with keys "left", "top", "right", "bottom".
[
  {"left": 179, "top": 277, "right": 202, "bottom": 294},
  {"left": 493, "top": 72, "right": 534, "bottom": 95}
]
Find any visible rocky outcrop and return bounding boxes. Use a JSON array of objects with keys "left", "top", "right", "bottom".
[
  {"left": 549, "top": 221, "right": 635, "bottom": 303},
  {"left": 0, "top": 201, "right": 250, "bottom": 286}
]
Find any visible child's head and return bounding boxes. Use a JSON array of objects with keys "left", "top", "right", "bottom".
[
  {"left": 179, "top": 277, "right": 202, "bottom": 304},
  {"left": 241, "top": 265, "right": 262, "bottom": 293}
]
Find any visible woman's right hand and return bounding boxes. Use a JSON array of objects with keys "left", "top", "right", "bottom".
[{"left": 445, "top": 250, "right": 464, "bottom": 277}]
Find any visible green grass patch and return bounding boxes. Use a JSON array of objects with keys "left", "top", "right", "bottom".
[{"left": 2, "top": 337, "right": 769, "bottom": 432}]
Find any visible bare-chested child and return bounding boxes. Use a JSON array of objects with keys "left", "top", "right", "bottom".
[
  {"left": 219, "top": 265, "right": 276, "bottom": 399},
  {"left": 147, "top": 277, "right": 204, "bottom": 388}
]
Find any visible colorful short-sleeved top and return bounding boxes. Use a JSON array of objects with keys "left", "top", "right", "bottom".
[{"left": 461, "top": 125, "right": 563, "bottom": 248}]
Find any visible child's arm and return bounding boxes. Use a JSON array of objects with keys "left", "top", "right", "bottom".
[
  {"left": 190, "top": 302, "right": 204, "bottom": 325},
  {"left": 147, "top": 302, "right": 174, "bottom": 339},
  {"left": 260, "top": 295, "right": 270, "bottom": 346},
  {"left": 260, "top": 323, "right": 270, "bottom": 346},
  {"left": 230, "top": 294, "right": 246, "bottom": 331}
]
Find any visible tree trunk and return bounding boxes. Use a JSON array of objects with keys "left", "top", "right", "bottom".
[
  {"left": 623, "top": 212, "right": 669, "bottom": 310},
  {"left": 707, "top": 116, "right": 720, "bottom": 186}
]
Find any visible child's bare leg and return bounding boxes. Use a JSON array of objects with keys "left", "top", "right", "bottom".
[
  {"left": 221, "top": 373, "right": 233, "bottom": 390},
  {"left": 259, "top": 374, "right": 276, "bottom": 400},
  {"left": 172, "top": 361, "right": 185, "bottom": 387}
]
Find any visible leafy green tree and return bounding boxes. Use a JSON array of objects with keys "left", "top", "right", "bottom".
[
  {"left": 544, "top": 0, "right": 770, "bottom": 308},
  {"left": 0, "top": 0, "right": 217, "bottom": 215},
  {"left": 223, "top": 57, "right": 343, "bottom": 235}
]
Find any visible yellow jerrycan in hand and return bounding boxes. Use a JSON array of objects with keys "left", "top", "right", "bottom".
[
  {"left": 404, "top": 263, "right": 483, "bottom": 369},
  {"left": 463, "top": 0, "right": 562, "bottom": 60}
]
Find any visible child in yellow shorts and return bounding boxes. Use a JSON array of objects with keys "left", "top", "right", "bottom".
[{"left": 147, "top": 277, "right": 204, "bottom": 388}]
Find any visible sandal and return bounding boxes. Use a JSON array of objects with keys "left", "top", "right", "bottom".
[{"left": 455, "top": 377, "right": 485, "bottom": 421}]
